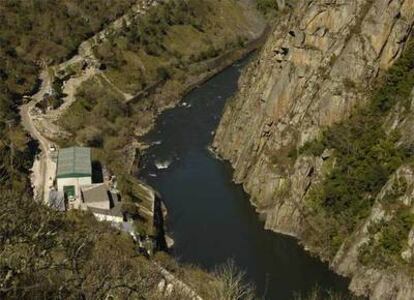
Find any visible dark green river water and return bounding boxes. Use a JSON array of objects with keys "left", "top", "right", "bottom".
[{"left": 139, "top": 55, "right": 350, "bottom": 299}]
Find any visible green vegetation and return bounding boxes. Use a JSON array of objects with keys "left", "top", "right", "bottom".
[
  {"left": 91, "top": 0, "right": 255, "bottom": 95},
  {"left": 0, "top": 2, "right": 167, "bottom": 297},
  {"left": 358, "top": 208, "right": 414, "bottom": 270},
  {"left": 0, "top": 1, "right": 258, "bottom": 298},
  {"left": 0, "top": 0, "right": 136, "bottom": 192},
  {"left": 56, "top": 0, "right": 262, "bottom": 236},
  {"left": 257, "top": 0, "right": 280, "bottom": 15},
  {"left": 59, "top": 78, "right": 131, "bottom": 151},
  {"left": 256, "top": 0, "right": 296, "bottom": 17},
  {"left": 301, "top": 39, "right": 414, "bottom": 258},
  {"left": 0, "top": 191, "right": 161, "bottom": 299},
  {"left": 0, "top": 0, "right": 135, "bottom": 66},
  {"left": 357, "top": 173, "right": 413, "bottom": 271},
  {"left": 154, "top": 255, "right": 255, "bottom": 300},
  {"left": 380, "top": 176, "right": 408, "bottom": 206},
  {"left": 59, "top": 0, "right": 260, "bottom": 173},
  {"left": 294, "top": 285, "right": 359, "bottom": 300},
  {"left": 35, "top": 78, "right": 66, "bottom": 111},
  {"left": 2, "top": 191, "right": 254, "bottom": 299}
]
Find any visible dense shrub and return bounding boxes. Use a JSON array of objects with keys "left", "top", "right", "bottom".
[
  {"left": 0, "top": 191, "right": 161, "bottom": 299},
  {"left": 257, "top": 0, "right": 279, "bottom": 15},
  {"left": 358, "top": 208, "right": 414, "bottom": 270}
]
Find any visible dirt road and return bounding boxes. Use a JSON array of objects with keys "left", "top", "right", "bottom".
[
  {"left": 20, "top": 71, "right": 56, "bottom": 203},
  {"left": 18, "top": 0, "right": 162, "bottom": 203}
]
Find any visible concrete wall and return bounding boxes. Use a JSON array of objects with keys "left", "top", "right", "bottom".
[{"left": 87, "top": 199, "right": 110, "bottom": 210}]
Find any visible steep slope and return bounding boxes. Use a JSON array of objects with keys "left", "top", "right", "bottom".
[
  {"left": 1, "top": 1, "right": 263, "bottom": 298},
  {"left": 213, "top": 0, "right": 414, "bottom": 298}
]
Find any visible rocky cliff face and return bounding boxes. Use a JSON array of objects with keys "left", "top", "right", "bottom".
[
  {"left": 328, "top": 87, "right": 414, "bottom": 298},
  {"left": 213, "top": 0, "right": 414, "bottom": 298},
  {"left": 332, "top": 162, "right": 414, "bottom": 299}
]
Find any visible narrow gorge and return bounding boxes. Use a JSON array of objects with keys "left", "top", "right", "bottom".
[
  {"left": 213, "top": 0, "right": 414, "bottom": 298},
  {"left": 3, "top": 0, "right": 414, "bottom": 298}
]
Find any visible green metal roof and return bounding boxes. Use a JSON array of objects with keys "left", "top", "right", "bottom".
[{"left": 57, "top": 147, "right": 92, "bottom": 178}]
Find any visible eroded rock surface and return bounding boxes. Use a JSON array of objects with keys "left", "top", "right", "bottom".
[{"left": 213, "top": 0, "right": 414, "bottom": 298}]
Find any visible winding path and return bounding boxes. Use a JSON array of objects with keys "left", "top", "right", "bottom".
[
  {"left": 19, "top": 0, "right": 162, "bottom": 203},
  {"left": 19, "top": 5, "right": 195, "bottom": 272},
  {"left": 19, "top": 70, "right": 55, "bottom": 203},
  {"left": 18, "top": 2, "right": 203, "bottom": 298}
]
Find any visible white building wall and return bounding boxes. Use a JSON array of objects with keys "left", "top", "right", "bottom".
[
  {"left": 79, "top": 177, "right": 92, "bottom": 186},
  {"left": 93, "top": 213, "right": 124, "bottom": 224},
  {"left": 57, "top": 176, "right": 92, "bottom": 200}
]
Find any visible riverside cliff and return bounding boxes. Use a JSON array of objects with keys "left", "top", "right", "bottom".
[{"left": 213, "top": 0, "right": 414, "bottom": 298}]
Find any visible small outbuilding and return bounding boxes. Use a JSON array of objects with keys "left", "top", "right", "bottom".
[{"left": 81, "top": 183, "right": 111, "bottom": 210}]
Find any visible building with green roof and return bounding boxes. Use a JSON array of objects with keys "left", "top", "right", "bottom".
[
  {"left": 57, "top": 147, "right": 92, "bottom": 179},
  {"left": 56, "top": 147, "right": 92, "bottom": 207}
]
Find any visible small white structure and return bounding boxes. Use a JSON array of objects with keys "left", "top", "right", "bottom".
[{"left": 92, "top": 210, "right": 124, "bottom": 224}]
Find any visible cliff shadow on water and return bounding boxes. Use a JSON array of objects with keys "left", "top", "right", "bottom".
[{"left": 137, "top": 53, "right": 353, "bottom": 299}]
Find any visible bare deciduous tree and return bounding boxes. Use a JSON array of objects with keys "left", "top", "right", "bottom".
[{"left": 210, "top": 260, "right": 255, "bottom": 300}]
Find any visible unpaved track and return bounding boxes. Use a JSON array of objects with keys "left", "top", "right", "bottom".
[
  {"left": 20, "top": 71, "right": 55, "bottom": 203},
  {"left": 47, "top": 66, "right": 100, "bottom": 119},
  {"left": 34, "top": 0, "right": 163, "bottom": 125},
  {"left": 19, "top": 0, "right": 161, "bottom": 203},
  {"left": 18, "top": 2, "right": 206, "bottom": 298}
]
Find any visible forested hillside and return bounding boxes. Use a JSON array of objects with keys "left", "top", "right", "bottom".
[
  {"left": 55, "top": 0, "right": 265, "bottom": 174},
  {"left": 0, "top": 0, "right": 135, "bottom": 194},
  {"left": 0, "top": 1, "right": 153, "bottom": 298},
  {"left": 0, "top": 1, "right": 259, "bottom": 298}
]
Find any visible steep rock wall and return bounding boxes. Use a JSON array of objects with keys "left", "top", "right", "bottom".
[
  {"left": 329, "top": 90, "right": 414, "bottom": 298},
  {"left": 213, "top": 0, "right": 414, "bottom": 298}
]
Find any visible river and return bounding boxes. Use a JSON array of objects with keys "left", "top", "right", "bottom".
[{"left": 139, "top": 55, "right": 350, "bottom": 299}]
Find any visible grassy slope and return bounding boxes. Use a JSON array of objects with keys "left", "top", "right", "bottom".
[{"left": 58, "top": 0, "right": 261, "bottom": 139}]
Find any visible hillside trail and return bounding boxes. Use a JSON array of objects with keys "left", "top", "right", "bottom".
[
  {"left": 20, "top": 70, "right": 55, "bottom": 203},
  {"left": 19, "top": 0, "right": 162, "bottom": 203},
  {"left": 19, "top": 1, "right": 205, "bottom": 298}
]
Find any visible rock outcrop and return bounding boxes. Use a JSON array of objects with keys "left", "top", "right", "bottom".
[{"left": 213, "top": 0, "right": 414, "bottom": 298}]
